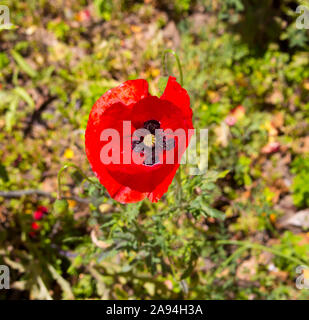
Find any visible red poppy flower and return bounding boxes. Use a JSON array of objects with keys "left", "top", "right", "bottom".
[
  {"left": 85, "top": 76, "right": 194, "bottom": 203},
  {"left": 31, "top": 222, "right": 40, "bottom": 231},
  {"left": 29, "top": 231, "right": 37, "bottom": 238},
  {"left": 33, "top": 210, "right": 44, "bottom": 220},
  {"left": 33, "top": 206, "right": 48, "bottom": 220},
  {"left": 37, "top": 206, "right": 48, "bottom": 214}
]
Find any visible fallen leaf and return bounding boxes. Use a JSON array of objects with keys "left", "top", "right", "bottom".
[
  {"left": 236, "top": 257, "right": 257, "bottom": 281},
  {"left": 283, "top": 209, "right": 309, "bottom": 230}
]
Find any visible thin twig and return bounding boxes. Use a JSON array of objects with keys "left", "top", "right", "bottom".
[
  {"left": 0, "top": 189, "right": 90, "bottom": 203},
  {"left": 24, "top": 96, "right": 56, "bottom": 136}
]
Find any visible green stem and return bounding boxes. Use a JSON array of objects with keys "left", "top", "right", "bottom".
[
  {"left": 162, "top": 49, "right": 183, "bottom": 86},
  {"left": 217, "top": 240, "right": 308, "bottom": 268},
  {"left": 162, "top": 49, "right": 185, "bottom": 289},
  {"left": 208, "top": 245, "right": 248, "bottom": 284},
  {"left": 57, "top": 163, "right": 100, "bottom": 200},
  {"left": 175, "top": 168, "right": 183, "bottom": 206},
  {"left": 162, "top": 49, "right": 184, "bottom": 204},
  {"left": 206, "top": 240, "right": 308, "bottom": 286},
  {"left": 168, "top": 255, "right": 178, "bottom": 281}
]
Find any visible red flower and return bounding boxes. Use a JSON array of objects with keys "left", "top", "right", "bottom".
[
  {"left": 38, "top": 206, "right": 48, "bottom": 214},
  {"left": 76, "top": 9, "right": 91, "bottom": 22},
  {"left": 262, "top": 141, "right": 280, "bottom": 154},
  {"left": 29, "top": 231, "right": 36, "bottom": 238},
  {"left": 85, "top": 76, "right": 193, "bottom": 203},
  {"left": 225, "top": 105, "right": 245, "bottom": 127},
  {"left": 33, "top": 210, "right": 44, "bottom": 220},
  {"left": 225, "top": 115, "right": 237, "bottom": 126},
  {"left": 31, "top": 222, "right": 40, "bottom": 230},
  {"left": 33, "top": 206, "right": 48, "bottom": 220}
]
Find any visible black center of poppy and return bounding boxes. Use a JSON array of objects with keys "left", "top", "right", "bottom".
[
  {"left": 132, "top": 119, "right": 175, "bottom": 166},
  {"left": 143, "top": 119, "right": 160, "bottom": 134}
]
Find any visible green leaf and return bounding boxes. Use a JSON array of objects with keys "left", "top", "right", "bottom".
[
  {"left": 5, "top": 95, "right": 19, "bottom": 132},
  {"left": 218, "top": 170, "right": 230, "bottom": 179},
  {"left": 47, "top": 264, "right": 74, "bottom": 300},
  {"left": 14, "top": 87, "right": 35, "bottom": 108},
  {"left": 201, "top": 203, "right": 226, "bottom": 220},
  {"left": 204, "top": 170, "right": 229, "bottom": 184},
  {"left": 0, "top": 23, "right": 18, "bottom": 31},
  {"left": 11, "top": 50, "right": 38, "bottom": 78},
  {"left": 0, "top": 163, "right": 9, "bottom": 182},
  {"left": 53, "top": 199, "right": 69, "bottom": 214},
  {"left": 123, "top": 202, "right": 142, "bottom": 223}
]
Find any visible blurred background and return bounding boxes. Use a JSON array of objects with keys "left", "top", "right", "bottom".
[{"left": 1, "top": 0, "right": 309, "bottom": 300}]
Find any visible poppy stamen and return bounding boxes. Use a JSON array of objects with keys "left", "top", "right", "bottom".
[
  {"left": 143, "top": 134, "right": 156, "bottom": 147},
  {"left": 132, "top": 119, "right": 176, "bottom": 166}
]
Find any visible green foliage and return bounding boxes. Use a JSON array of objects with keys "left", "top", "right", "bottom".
[
  {"left": 11, "top": 50, "right": 38, "bottom": 78},
  {"left": 0, "top": 52, "right": 9, "bottom": 69},
  {"left": 174, "top": 0, "right": 191, "bottom": 14},
  {"left": 53, "top": 199, "right": 69, "bottom": 215},
  {"left": 94, "top": 0, "right": 114, "bottom": 21},
  {"left": 274, "top": 231, "right": 309, "bottom": 272},
  {"left": 292, "top": 155, "right": 309, "bottom": 208},
  {"left": 47, "top": 20, "right": 70, "bottom": 41}
]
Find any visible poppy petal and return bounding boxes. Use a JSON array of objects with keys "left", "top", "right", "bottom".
[
  {"left": 87, "top": 142, "right": 146, "bottom": 203},
  {"left": 101, "top": 167, "right": 146, "bottom": 203},
  {"left": 148, "top": 164, "right": 179, "bottom": 202},
  {"left": 88, "top": 79, "right": 149, "bottom": 127},
  {"left": 114, "top": 186, "right": 147, "bottom": 203},
  {"left": 131, "top": 96, "right": 187, "bottom": 131},
  {"left": 160, "top": 76, "right": 192, "bottom": 119}
]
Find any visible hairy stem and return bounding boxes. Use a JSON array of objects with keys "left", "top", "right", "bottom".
[
  {"left": 217, "top": 239, "right": 308, "bottom": 267},
  {"left": 162, "top": 49, "right": 184, "bottom": 86},
  {"left": 57, "top": 162, "right": 100, "bottom": 200}
]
